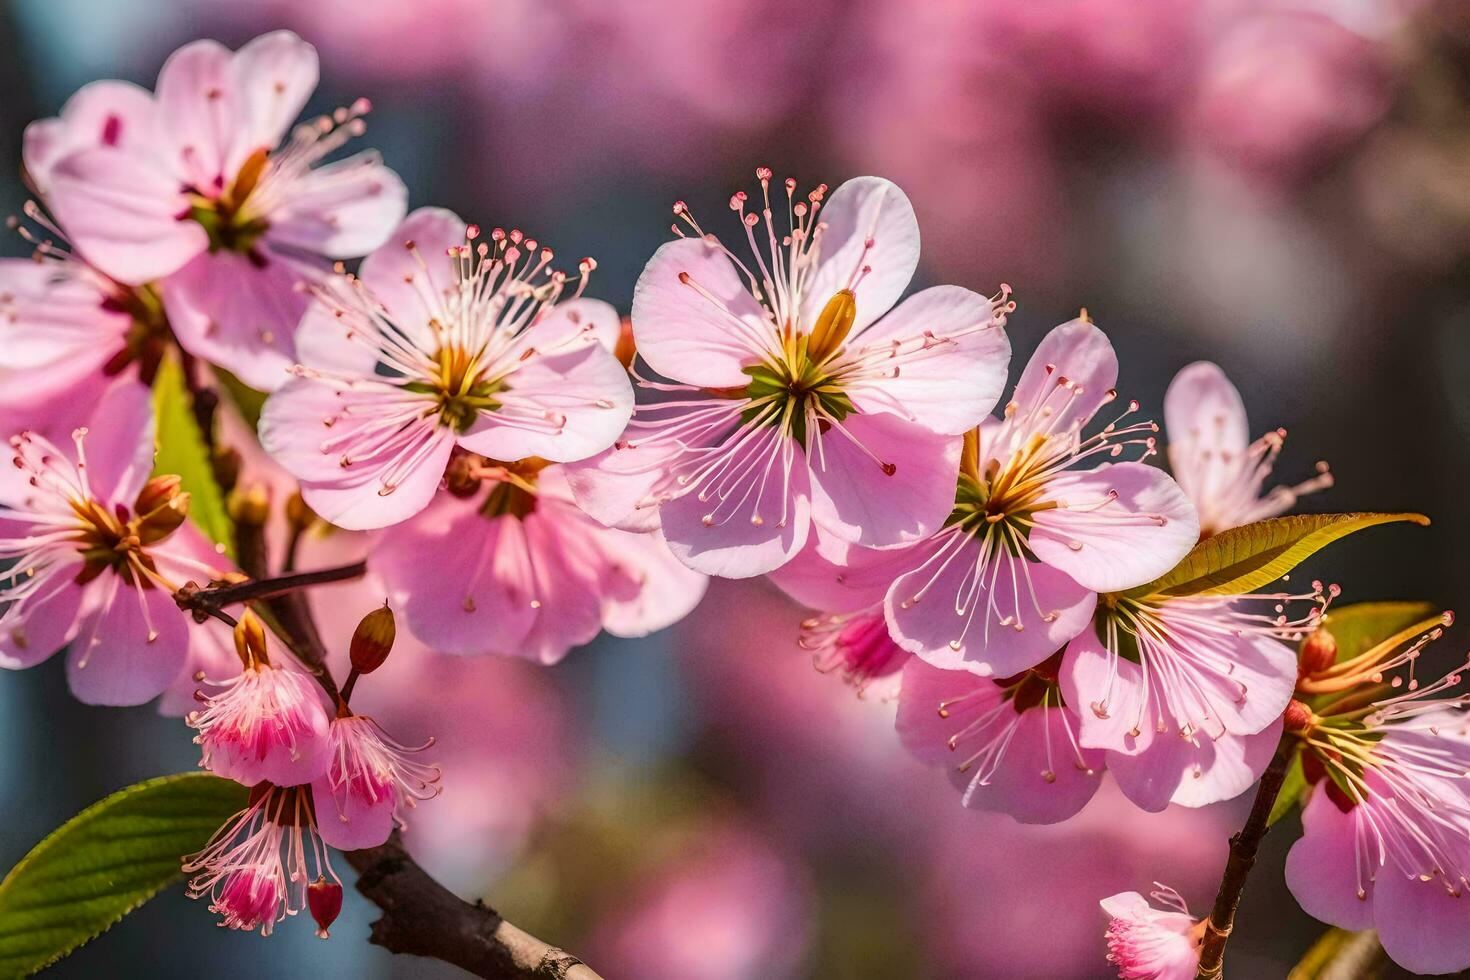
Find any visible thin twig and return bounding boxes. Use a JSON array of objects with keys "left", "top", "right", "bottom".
[
  {"left": 177, "top": 561, "right": 369, "bottom": 610},
  {"left": 1196, "top": 739, "right": 1296, "bottom": 978}
]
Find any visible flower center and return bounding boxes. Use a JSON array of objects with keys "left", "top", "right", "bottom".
[
  {"left": 186, "top": 148, "right": 271, "bottom": 256},
  {"left": 407, "top": 345, "right": 505, "bottom": 432},
  {"left": 737, "top": 290, "right": 860, "bottom": 447},
  {"left": 70, "top": 474, "right": 189, "bottom": 586}
]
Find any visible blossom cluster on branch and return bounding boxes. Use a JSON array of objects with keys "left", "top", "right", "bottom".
[{"left": 0, "top": 29, "right": 1463, "bottom": 980}]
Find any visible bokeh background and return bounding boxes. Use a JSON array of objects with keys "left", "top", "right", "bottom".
[{"left": 2, "top": 0, "right": 1470, "bottom": 976}]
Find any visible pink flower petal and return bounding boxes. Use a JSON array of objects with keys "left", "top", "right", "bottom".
[
  {"left": 592, "top": 524, "right": 709, "bottom": 637},
  {"left": 86, "top": 379, "right": 159, "bottom": 507},
  {"left": 1372, "top": 855, "right": 1470, "bottom": 975},
  {"left": 564, "top": 439, "right": 672, "bottom": 534},
  {"left": 1284, "top": 784, "right": 1377, "bottom": 931},
  {"left": 964, "top": 707, "right": 1104, "bottom": 824},
  {"left": 259, "top": 378, "right": 457, "bottom": 529},
  {"left": 46, "top": 147, "right": 207, "bottom": 284},
  {"left": 768, "top": 533, "right": 900, "bottom": 614},
  {"left": 154, "top": 38, "right": 246, "bottom": 190},
  {"left": 896, "top": 657, "right": 1005, "bottom": 764},
  {"left": 659, "top": 427, "right": 811, "bottom": 577},
  {"left": 233, "top": 30, "right": 319, "bottom": 155},
  {"left": 1006, "top": 318, "right": 1119, "bottom": 440},
  {"left": 889, "top": 532, "right": 1096, "bottom": 677},
  {"left": 0, "top": 577, "right": 84, "bottom": 670},
  {"left": 807, "top": 412, "right": 958, "bottom": 548},
  {"left": 264, "top": 154, "right": 408, "bottom": 258},
  {"left": 1059, "top": 627, "right": 1154, "bottom": 754},
  {"left": 1029, "top": 462, "right": 1199, "bottom": 593},
  {"left": 162, "top": 249, "right": 309, "bottom": 391},
  {"left": 1164, "top": 361, "right": 1252, "bottom": 513},
  {"left": 455, "top": 341, "right": 633, "bottom": 463},
  {"left": 1107, "top": 720, "right": 1282, "bottom": 812},
  {"left": 23, "top": 79, "right": 155, "bottom": 191},
  {"left": 65, "top": 578, "right": 191, "bottom": 706},
  {"left": 845, "top": 285, "right": 1011, "bottom": 435},
  {"left": 357, "top": 207, "right": 466, "bottom": 337},
  {"left": 797, "top": 176, "right": 919, "bottom": 333},
  {"left": 529, "top": 298, "right": 623, "bottom": 354},
  {"left": 631, "top": 237, "right": 770, "bottom": 388},
  {"left": 0, "top": 259, "right": 130, "bottom": 411},
  {"left": 312, "top": 771, "right": 395, "bottom": 851}
]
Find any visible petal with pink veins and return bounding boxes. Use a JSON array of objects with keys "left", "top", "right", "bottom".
[
  {"left": 1005, "top": 318, "right": 1119, "bottom": 441},
  {"left": 659, "top": 427, "right": 811, "bottom": 578},
  {"left": 46, "top": 147, "right": 207, "bottom": 284},
  {"left": 1284, "top": 784, "right": 1377, "bottom": 931},
  {"left": 66, "top": 578, "right": 191, "bottom": 706},
  {"left": 845, "top": 285, "right": 1011, "bottom": 435},
  {"left": 312, "top": 772, "right": 395, "bottom": 851},
  {"left": 888, "top": 533, "right": 1096, "bottom": 677},
  {"left": 807, "top": 412, "right": 958, "bottom": 548},
  {"left": 456, "top": 342, "right": 633, "bottom": 464},
  {"left": 232, "top": 30, "right": 319, "bottom": 155},
  {"left": 0, "top": 259, "right": 130, "bottom": 406},
  {"left": 797, "top": 176, "right": 919, "bottom": 333},
  {"left": 264, "top": 154, "right": 407, "bottom": 258},
  {"left": 23, "top": 80, "right": 156, "bottom": 191},
  {"left": 162, "top": 249, "right": 310, "bottom": 391},
  {"left": 631, "top": 237, "right": 770, "bottom": 388},
  {"left": 1108, "top": 719, "right": 1282, "bottom": 812},
  {"left": 1029, "top": 461, "right": 1200, "bottom": 594}
]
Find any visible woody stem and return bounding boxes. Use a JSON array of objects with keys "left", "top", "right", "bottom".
[{"left": 1196, "top": 738, "right": 1296, "bottom": 979}]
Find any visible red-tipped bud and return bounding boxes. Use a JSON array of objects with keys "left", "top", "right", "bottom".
[
  {"left": 350, "top": 604, "right": 395, "bottom": 675},
  {"left": 613, "top": 317, "right": 636, "bottom": 371},
  {"left": 1298, "top": 627, "right": 1338, "bottom": 677},
  {"left": 1283, "top": 698, "right": 1316, "bottom": 735},
  {"left": 307, "top": 876, "right": 343, "bottom": 939},
  {"left": 233, "top": 609, "right": 270, "bottom": 668}
]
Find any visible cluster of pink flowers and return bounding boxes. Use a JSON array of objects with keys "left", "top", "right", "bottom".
[{"left": 4, "top": 29, "right": 1466, "bottom": 978}]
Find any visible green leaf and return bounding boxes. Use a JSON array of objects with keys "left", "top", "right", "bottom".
[
  {"left": 153, "top": 354, "right": 234, "bottom": 557},
  {"left": 0, "top": 773, "right": 248, "bottom": 976},
  {"left": 1130, "top": 513, "right": 1429, "bottom": 599},
  {"left": 1267, "top": 750, "right": 1307, "bottom": 827},
  {"left": 1318, "top": 600, "right": 1441, "bottom": 666}
]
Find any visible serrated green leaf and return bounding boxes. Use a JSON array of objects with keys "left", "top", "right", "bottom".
[
  {"left": 1130, "top": 513, "right": 1429, "bottom": 599},
  {"left": 1318, "top": 601, "right": 1441, "bottom": 666},
  {"left": 0, "top": 773, "right": 248, "bottom": 976},
  {"left": 1268, "top": 749, "right": 1308, "bottom": 827},
  {"left": 153, "top": 354, "right": 234, "bottom": 557}
]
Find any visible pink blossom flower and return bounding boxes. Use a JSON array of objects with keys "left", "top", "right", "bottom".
[
  {"left": 1164, "top": 361, "right": 1331, "bottom": 537},
  {"left": 1059, "top": 586, "right": 1328, "bottom": 811},
  {"left": 2, "top": 80, "right": 169, "bottom": 431},
  {"left": 259, "top": 207, "right": 633, "bottom": 529},
  {"left": 798, "top": 607, "right": 910, "bottom": 700},
  {"left": 184, "top": 784, "right": 339, "bottom": 936},
  {"left": 42, "top": 31, "right": 408, "bottom": 390},
  {"left": 585, "top": 821, "right": 815, "bottom": 980},
  {"left": 1101, "top": 884, "right": 1205, "bottom": 980},
  {"left": 373, "top": 459, "right": 704, "bottom": 662},
  {"left": 186, "top": 617, "right": 331, "bottom": 786},
  {"left": 310, "top": 712, "right": 440, "bottom": 850},
  {"left": 0, "top": 381, "right": 234, "bottom": 705},
  {"left": 897, "top": 655, "right": 1105, "bottom": 824},
  {"left": 567, "top": 170, "right": 1014, "bottom": 578},
  {"left": 1286, "top": 619, "right": 1470, "bottom": 975},
  {"left": 773, "top": 317, "right": 1198, "bottom": 678}
]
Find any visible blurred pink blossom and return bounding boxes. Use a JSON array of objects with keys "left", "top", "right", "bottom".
[{"left": 585, "top": 821, "right": 814, "bottom": 980}]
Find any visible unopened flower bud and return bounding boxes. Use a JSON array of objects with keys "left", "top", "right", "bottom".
[
  {"left": 307, "top": 876, "right": 343, "bottom": 939},
  {"left": 1298, "top": 626, "right": 1338, "bottom": 677},
  {"left": 226, "top": 482, "right": 271, "bottom": 527},
  {"left": 212, "top": 446, "right": 241, "bottom": 493},
  {"left": 133, "top": 475, "right": 190, "bottom": 544},
  {"left": 285, "top": 491, "right": 317, "bottom": 531},
  {"left": 233, "top": 610, "right": 270, "bottom": 668},
  {"left": 1283, "top": 698, "right": 1316, "bottom": 734},
  {"left": 350, "top": 604, "right": 395, "bottom": 674},
  {"left": 613, "top": 317, "right": 637, "bottom": 370},
  {"left": 805, "top": 289, "right": 857, "bottom": 363}
]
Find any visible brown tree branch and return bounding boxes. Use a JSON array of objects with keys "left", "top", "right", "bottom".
[
  {"left": 1196, "top": 740, "right": 1295, "bottom": 978},
  {"left": 346, "top": 834, "right": 603, "bottom": 980}
]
